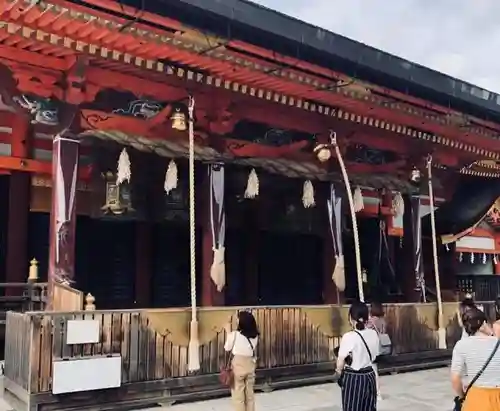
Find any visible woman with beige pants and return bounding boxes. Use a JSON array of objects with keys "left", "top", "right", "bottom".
[{"left": 224, "top": 311, "right": 259, "bottom": 411}]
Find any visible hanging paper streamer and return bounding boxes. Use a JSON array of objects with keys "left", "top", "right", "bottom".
[
  {"left": 116, "top": 148, "right": 131, "bottom": 185},
  {"left": 483, "top": 253, "right": 487, "bottom": 264},
  {"left": 302, "top": 180, "right": 316, "bottom": 208},
  {"left": 327, "top": 184, "right": 345, "bottom": 291},
  {"left": 410, "top": 196, "right": 425, "bottom": 300},
  {"left": 445, "top": 244, "right": 449, "bottom": 251},
  {"left": 353, "top": 186, "right": 364, "bottom": 212},
  {"left": 244, "top": 168, "right": 259, "bottom": 199},
  {"left": 494, "top": 254, "right": 498, "bottom": 265},
  {"left": 209, "top": 164, "right": 226, "bottom": 291},
  {"left": 470, "top": 253, "right": 475, "bottom": 264},
  {"left": 164, "top": 159, "right": 178, "bottom": 194},
  {"left": 392, "top": 191, "right": 405, "bottom": 217},
  {"left": 459, "top": 252, "right": 463, "bottom": 262}
]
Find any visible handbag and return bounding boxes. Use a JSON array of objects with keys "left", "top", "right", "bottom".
[
  {"left": 453, "top": 339, "right": 500, "bottom": 411},
  {"left": 219, "top": 333, "right": 237, "bottom": 387},
  {"left": 373, "top": 323, "right": 392, "bottom": 356}
]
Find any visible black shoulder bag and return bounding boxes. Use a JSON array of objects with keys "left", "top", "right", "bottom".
[{"left": 454, "top": 339, "right": 500, "bottom": 411}]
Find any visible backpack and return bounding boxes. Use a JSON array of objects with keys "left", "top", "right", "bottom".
[{"left": 373, "top": 322, "right": 392, "bottom": 356}]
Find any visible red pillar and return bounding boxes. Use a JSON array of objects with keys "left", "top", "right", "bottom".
[
  {"left": 6, "top": 115, "right": 30, "bottom": 291},
  {"left": 48, "top": 134, "right": 79, "bottom": 302}
]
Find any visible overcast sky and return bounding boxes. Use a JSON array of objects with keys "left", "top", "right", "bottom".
[{"left": 254, "top": 0, "right": 498, "bottom": 92}]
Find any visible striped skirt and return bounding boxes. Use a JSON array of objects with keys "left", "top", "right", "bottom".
[{"left": 341, "top": 366, "right": 377, "bottom": 411}]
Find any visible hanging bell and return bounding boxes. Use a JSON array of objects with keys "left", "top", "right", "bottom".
[{"left": 171, "top": 108, "right": 187, "bottom": 131}]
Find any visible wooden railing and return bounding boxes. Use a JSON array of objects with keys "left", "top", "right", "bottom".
[
  {"left": 52, "top": 283, "right": 84, "bottom": 311},
  {"left": 4, "top": 301, "right": 471, "bottom": 397},
  {"left": 4, "top": 312, "right": 32, "bottom": 391}
]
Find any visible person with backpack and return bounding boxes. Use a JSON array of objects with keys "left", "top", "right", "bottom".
[{"left": 367, "top": 302, "right": 391, "bottom": 402}]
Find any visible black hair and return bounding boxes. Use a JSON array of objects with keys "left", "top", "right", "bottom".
[
  {"left": 459, "top": 297, "right": 476, "bottom": 319},
  {"left": 349, "top": 301, "right": 369, "bottom": 330},
  {"left": 370, "top": 302, "right": 385, "bottom": 318},
  {"left": 462, "top": 307, "right": 487, "bottom": 336},
  {"left": 237, "top": 311, "right": 259, "bottom": 339}
]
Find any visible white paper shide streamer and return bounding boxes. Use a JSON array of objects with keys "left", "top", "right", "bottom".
[
  {"left": 302, "top": 180, "right": 315, "bottom": 208},
  {"left": 209, "top": 165, "right": 226, "bottom": 292},
  {"left": 353, "top": 186, "right": 364, "bottom": 212},
  {"left": 116, "top": 148, "right": 131, "bottom": 185},
  {"left": 392, "top": 191, "right": 404, "bottom": 217},
  {"left": 333, "top": 255, "right": 345, "bottom": 292},
  {"left": 244, "top": 168, "right": 259, "bottom": 199},
  {"left": 164, "top": 159, "right": 178, "bottom": 194}
]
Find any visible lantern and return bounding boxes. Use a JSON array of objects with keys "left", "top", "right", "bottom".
[{"left": 100, "top": 171, "right": 134, "bottom": 215}]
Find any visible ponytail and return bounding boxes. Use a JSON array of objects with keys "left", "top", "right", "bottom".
[
  {"left": 349, "top": 301, "right": 369, "bottom": 331},
  {"left": 355, "top": 319, "right": 366, "bottom": 330}
]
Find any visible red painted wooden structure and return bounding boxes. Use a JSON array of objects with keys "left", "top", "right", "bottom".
[{"left": 0, "top": 0, "right": 499, "bottom": 306}]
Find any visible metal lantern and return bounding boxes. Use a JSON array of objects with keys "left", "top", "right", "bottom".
[
  {"left": 410, "top": 167, "right": 421, "bottom": 183},
  {"left": 171, "top": 108, "right": 187, "bottom": 131},
  {"left": 100, "top": 171, "right": 134, "bottom": 215},
  {"left": 313, "top": 143, "right": 332, "bottom": 162}
]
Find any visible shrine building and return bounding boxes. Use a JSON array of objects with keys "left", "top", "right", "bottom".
[{"left": 0, "top": 0, "right": 500, "bottom": 308}]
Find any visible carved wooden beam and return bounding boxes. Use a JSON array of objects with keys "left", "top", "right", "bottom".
[{"left": 0, "top": 155, "right": 91, "bottom": 178}]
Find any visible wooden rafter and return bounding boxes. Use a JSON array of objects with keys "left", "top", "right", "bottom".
[
  {"left": 17, "top": 0, "right": 500, "bottom": 139},
  {"left": 0, "top": 5, "right": 499, "bottom": 157}
]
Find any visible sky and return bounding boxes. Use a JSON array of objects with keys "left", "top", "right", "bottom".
[{"left": 253, "top": 0, "right": 499, "bottom": 93}]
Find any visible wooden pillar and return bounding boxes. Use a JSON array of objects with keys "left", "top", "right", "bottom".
[
  {"left": 6, "top": 115, "right": 30, "bottom": 292},
  {"left": 47, "top": 134, "right": 80, "bottom": 304},
  {"left": 401, "top": 195, "right": 421, "bottom": 302},
  {"left": 135, "top": 222, "right": 151, "bottom": 307}
]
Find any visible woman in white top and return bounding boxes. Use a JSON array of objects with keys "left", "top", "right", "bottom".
[
  {"left": 224, "top": 310, "right": 259, "bottom": 411},
  {"left": 451, "top": 307, "right": 500, "bottom": 410},
  {"left": 336, "top": 301, "right": 380, "bottom": 411}
]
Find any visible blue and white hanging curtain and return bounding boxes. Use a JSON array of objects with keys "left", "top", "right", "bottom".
[
  {"left": 209, "top": 164, "right": 226, "bottom": 291},
  {"left": 411, "top": 195, "right": 426, "bottom": 302},
  {"left": 327, "top": 184, "right": 345, "bottom": 291}
]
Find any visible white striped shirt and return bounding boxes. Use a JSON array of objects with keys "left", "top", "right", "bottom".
[{"left": 451, "top": 335, "right": 500, "bottom": 387}]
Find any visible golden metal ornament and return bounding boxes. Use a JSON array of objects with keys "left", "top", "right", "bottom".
[
  {"left": 101, "top": 172, "right": 134, "bottom": 215},
  {"left": 171, "top": 109, "right": 187, "bottom": 131}
]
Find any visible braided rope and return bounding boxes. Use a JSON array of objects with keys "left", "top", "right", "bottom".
[
  {"left": 330, "top": 131, "right": 364, "bottom": 302},
  {"left": 427, "top": 156, "right": 446, "bottom": 349},
  {"left": 187, "top": 96, "right": 200, "bottom": 371}
]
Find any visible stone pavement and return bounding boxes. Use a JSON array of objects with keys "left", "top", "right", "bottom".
[{"left": 146, "top": 368, "right": 452, "bottom": 411}]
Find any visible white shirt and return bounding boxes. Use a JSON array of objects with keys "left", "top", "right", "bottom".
[
  {"left": 224, "top": 331, "right": 258, "bottom": 357},
  {"left": 338, "top": 329, "right": 380, "bottom": 370}
]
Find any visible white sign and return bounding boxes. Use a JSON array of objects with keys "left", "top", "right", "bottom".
[
  {"left": 52, "top": 356, "right": 121, "bottom": 394},
  {"left": 66, "top": 320, "right": 100, "bottom": 345}
]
